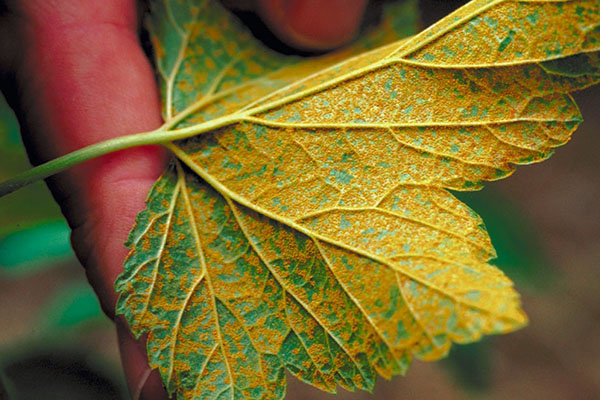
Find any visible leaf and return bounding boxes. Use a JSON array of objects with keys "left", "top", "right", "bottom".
[{"left": 115, "top": 1, "right": 600, "bottom": 399}]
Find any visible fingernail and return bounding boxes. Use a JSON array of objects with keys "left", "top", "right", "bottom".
[
  {"left": 133, "top": 367, "right": 152, "bottom": 400},
  {"left": 116, "top": 318, "right": 170, "bottom": 400},
  {"left": 136, "top": 368, "right": 169, "bottom": 400}
]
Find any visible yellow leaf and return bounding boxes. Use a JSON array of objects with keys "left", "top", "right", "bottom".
[{"left": 115, "top": 1, "right": 600, "bottom": 398}]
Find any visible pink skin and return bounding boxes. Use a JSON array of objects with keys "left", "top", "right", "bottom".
[
  {"left": 257, "top": 0, "right": 369, "bottom": 50},
  {"left": 4, "top": 0, "right": 367, "bottom": 398}
]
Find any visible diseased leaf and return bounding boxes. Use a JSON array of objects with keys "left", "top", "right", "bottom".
[{"left": 115, "top": 1, "right": 600, "bottom": 399}]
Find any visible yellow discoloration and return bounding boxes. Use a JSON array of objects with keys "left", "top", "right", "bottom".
[{"left": 115, "top": 0, "right": 600, "bottom": 398}]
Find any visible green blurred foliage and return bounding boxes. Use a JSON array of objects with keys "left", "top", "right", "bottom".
[
  {"left": 0, "top": 93, "right": 64, "bottom": 236},
  {"left": 443, "top": 339, "right": 492, "bottom": 394},
  {"left": 38, "top": 281, "right": 104, "bottom": 331},
  {"left": 0, "top": 92, "right": 20, "bottom": 148},
  {"left": 0, "top": 92, "right": 76, "bottom": 274},
  {"left": 455, "top": 188, "right": 555, "bottom": 290},
  {"left": 0, "top": 220, "right": 74, "bottom": 276}
]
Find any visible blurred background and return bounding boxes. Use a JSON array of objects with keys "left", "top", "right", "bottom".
[{"left": 1, "top": 1, "right": 599, "bottom": 399}]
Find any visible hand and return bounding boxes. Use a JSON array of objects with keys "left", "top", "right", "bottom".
[{"left": 0, "top": 0, "right": 367, "bottom": 399}]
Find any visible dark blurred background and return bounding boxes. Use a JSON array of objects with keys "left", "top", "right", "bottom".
[{"left": 1, "top": 1, "right": 599, "bottom": 399}]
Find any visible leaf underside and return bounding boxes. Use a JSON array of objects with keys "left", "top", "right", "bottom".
[{"left": 116, "top": 0, "right": 600, "bottom": 399}]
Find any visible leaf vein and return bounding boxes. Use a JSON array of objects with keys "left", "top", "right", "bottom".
[
  {"left": 313, "top": 238, "right": 399, "bottom": 355},
  {"left": 295, "top": 206, "right": 489, "bottom": 254},
  {"left": 168, "top": 144, "right": 512, "bottom": 321},
  {"left": 173, "top": 161, "right": 235, "bottom": 399},
  {"left": 224, "top": 196, "right": 373, "bottom": 385}
]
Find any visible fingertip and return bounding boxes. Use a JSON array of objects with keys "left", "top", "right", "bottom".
[
  {"left": 117, "top": 317, "right": 170, "bottom": 400},
  {"left": 138, "top": 372, "right": 170, "bottom": 400},
  {"left": 69, "top": 145, "right": 168, "bottom": 318},
  {"left": 257, "top": 0, "right": 368, "bottom": 50}
]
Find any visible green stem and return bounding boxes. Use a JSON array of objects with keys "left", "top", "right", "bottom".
[
  {"left": 0, "top": 128, "right": 163, "bottom": 197},
  {"left": 0, "top": 114, "right": 240, "bottom": 197}
]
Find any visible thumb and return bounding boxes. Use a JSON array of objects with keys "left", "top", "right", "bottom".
[{"left": 257, "top": 0, "right": 369, "bottom": 50}]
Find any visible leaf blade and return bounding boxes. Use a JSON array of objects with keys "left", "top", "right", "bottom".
[{"left": 116, "top": 0, "right": 600, "bottom": 399}]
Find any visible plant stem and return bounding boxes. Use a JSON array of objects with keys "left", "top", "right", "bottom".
[
  {"left": 0, "top": 128, "right": 162, "bottom": 197},
  {"left": 0, "top": 114, "right": 240, "bottom": 197}
]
